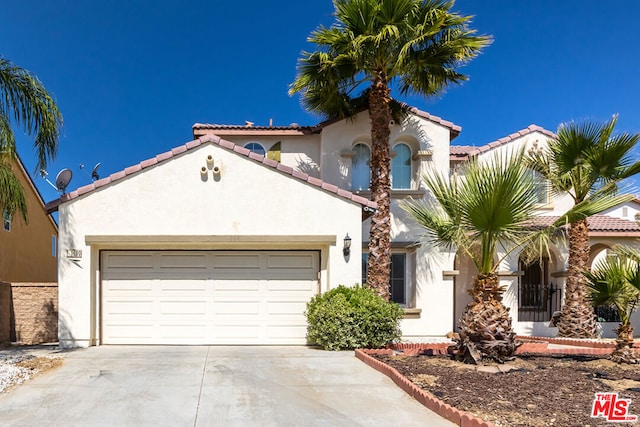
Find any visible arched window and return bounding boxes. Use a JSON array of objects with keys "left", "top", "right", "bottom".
[
  {"left": 352, "top": 143, "right": 370, "bottom": 191},
  {"left": 391, "top": 143, "right": 411, "bottom": 189},
  {"left": 244, "top": 142, "right": 266, "bottom": 156}
]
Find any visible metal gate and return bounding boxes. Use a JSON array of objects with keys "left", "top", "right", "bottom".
[{"left": 517, "top": 282, "right": 562, "bottom": 322}]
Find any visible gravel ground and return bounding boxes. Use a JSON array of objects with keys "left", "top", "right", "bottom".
[{"left": 0, "top": 344, "right": 64, "bottom": 393}]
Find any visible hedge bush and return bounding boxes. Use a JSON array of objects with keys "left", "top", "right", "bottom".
[{"left": 305, "top": 285, "right": 403, "bottom": 350}]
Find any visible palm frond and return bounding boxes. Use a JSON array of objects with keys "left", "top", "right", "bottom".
[
  {"left": 0, "top": 159, "right": 27, "bottom": 223},
  {"left": 290, "top": 0, "right": 490, "bottom": 120},
  {"left": 584, "top": 255, "right": 640, "bottom": 325},
  {"left": 0, "top": 58, "right": 62, "bottom": 172},
  {"left": 404, "top": 148, "right": 543, "bottom": 274}
]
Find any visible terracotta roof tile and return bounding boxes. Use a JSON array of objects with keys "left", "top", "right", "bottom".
[
  {"left": 140, "top": 158, "right": 158, "bottom": 168},
  {"left": 407, "top": 108, "right": 462, "bottom": 139},
  {"left": 193, "top": 107, "right": 461, "bottom": 139},
  {"left": 193, "top": 123, "right": 319, "bottom": 132},
  {"left": 450, "top": 124, "right": 557, "bottom": 159},
  {"left": 44, "top": 133, "right": 377, "bottom": 213},
  {"left": 124, "top": 164, "right": 142, "bottom": 175},
  {"left": 528, "top": 215, "right": 640, "bottom": 235}
]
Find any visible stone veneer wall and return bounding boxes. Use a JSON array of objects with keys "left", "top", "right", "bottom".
[
  {"left": 0, "top": 281, "right": 58, "bottom": 344},
  {"left": 0, "top": 282, "right": 10, "bottom": 343}
]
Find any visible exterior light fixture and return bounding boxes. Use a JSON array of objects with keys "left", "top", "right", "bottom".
[{"left": 343, "top": 234, "right": 352, "bottom": 257}]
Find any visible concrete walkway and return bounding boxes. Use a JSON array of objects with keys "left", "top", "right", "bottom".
[{"left": 0, "top": 346, "right": 455, "bottom": 426}]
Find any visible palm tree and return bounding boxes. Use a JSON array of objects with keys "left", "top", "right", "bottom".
[
  {"left": 528, "top": 116, "right": 640, "bottom": 338},
  {"left": 584, "top": 249, "right": 640, "bottom": 363},
  {"left": 403, "top": 150, "right": 542, "bottom": 364},
  {"left": 0, "top": 58, "right": 62, "bottom": 222},
  {"left": 289, "top": 0, "right": 490, "bottom": 298}
]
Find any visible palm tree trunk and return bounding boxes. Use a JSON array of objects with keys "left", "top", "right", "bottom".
[
  {"left": 450, "top": 273, "right": 520, "bottom": 364},
  {"left": 557, "top": 218, "right": 599, "bottom": 338},
  {"left": 610, "top": 324, "right": 638, "bottom": 364},
  {"left": 366, "top": 69, "right": 392, "bottom": 300}
]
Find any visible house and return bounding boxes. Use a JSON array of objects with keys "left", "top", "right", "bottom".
[
  {"left": 48, "top": 109, "right": 640, "bottom": 347},
  {"left": 0, "top": 154, "right": 59, "bottom": 344},
  {"left": 0, "top": 156, "right": 58, "bottom": 282}
]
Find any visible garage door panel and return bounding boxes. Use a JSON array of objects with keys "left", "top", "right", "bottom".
[
  {"left": 267, "top": 325, "right": 307, "bottom": 340},
  {"left": 266, "top": 280, "right": 315, "bottom": 292},
  {"left": 103, "top": 276, "right": 153, "bottom": 296},
  {"left": 104, "top": 323, "right": 154, "bottom": 340},
  {"left": 104, "top": 300, "right": 154, "bottom": 316},
  {"left": 214, "top": 280, "right": 260, "bottom": 291},
  {"left": 160, "top": 300, "right": 207, "bottom": 316},
  {"left": 159, "top": 254, "right": 209, "bottom": 269},
  {"left": 104, "top": 253, "right": 155, "bottom": 270},
  {"left": 267, "top": 301, "right": 308, "bottom": 316},
  {"left": 267, "top": 253, "right": 315, "bottom": 268},
  {"left": 159, "top": 279, "right": 207, "bottom": 292},
  {"left": 213, "top": 301, "right": 260, "bottom": 315},
  {"left": 102, "top": 250, "right": 318, "bottom": 345},
  {"left": 213, "top": 254, "right": 261, "bottom": 268}
]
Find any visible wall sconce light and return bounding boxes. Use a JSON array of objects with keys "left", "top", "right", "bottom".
[{"left": 343, "top": 233, "right": 352, "bottom": 257}]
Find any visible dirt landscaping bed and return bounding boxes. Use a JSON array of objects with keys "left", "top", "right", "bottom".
[
  {"left": 0, "top": 344, "right": 63, "bottom": 393},
  {"left": 358, "top": 340, "right": 640, "bottom": 427}
]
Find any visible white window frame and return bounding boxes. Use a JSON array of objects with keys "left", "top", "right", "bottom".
[
  {"left": 351, "top": 143, "right": 371, "bottom": 191},
  {"left": 391, "top": 143, "right": 412, "bottom": 190}
]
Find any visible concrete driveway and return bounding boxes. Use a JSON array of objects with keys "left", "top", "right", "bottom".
[{"left": 0, "top": 346, "right": 455, "bottom": 426}]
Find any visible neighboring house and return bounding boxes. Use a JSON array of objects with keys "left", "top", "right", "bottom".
[
  {"left": 0, "top": 154, "right": 59, "bottom": 345},
  {"left": 0, "top": 155, "right": 58, "bottom": 282},
  {"left": 48, "top": 109, "right": 640, "bottom": 347}
]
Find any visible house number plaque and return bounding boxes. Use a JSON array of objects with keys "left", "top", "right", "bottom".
[{"left": 66, "top": 249, "right": 82, "bottom": 259}]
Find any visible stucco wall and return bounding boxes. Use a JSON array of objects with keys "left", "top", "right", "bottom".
[
  {"left": 0, "top": 281, "right": 58, "bottom": 344},
  {"left": 57, "top": 141, "right": 365, "bottom": 347},
  {"left": 0, "top": 158, "right": 58, "bottom": 283}
]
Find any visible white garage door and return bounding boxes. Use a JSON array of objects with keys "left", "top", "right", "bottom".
[{"left": 101, "top": 250, "right": 319, "bottom": 345}]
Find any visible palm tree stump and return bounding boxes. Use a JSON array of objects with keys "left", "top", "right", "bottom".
[
  {"left": 449, "top": 274, "right": 521, "bottom": 364},
  {"left": 610, "top": 324, "right": 639, "bottom": 364}
]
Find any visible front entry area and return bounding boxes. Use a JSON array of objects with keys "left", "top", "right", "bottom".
[{"left": 100, "top": 250, "right": 319, "bottom": 345}]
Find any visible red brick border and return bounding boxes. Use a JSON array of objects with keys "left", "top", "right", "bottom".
[
  {"left": 517, "top": 335, "right": 640, "bottom": 349},
  {"left": 357, "top": 338, "right": 631, "bottom": 426},
  {"left": 355, "top": 349, "right": 497, "bottom": 427}
]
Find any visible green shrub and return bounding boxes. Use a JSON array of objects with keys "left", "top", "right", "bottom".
[{"left": 305, "top": 284, "right": 403, "bottom": 350}]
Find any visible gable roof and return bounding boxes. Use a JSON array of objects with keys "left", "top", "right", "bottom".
[
  {"left": 14, "top": 154, "right": 58, "bottom": 231},
  {"left": 193, "top": 107, "right": 461, "bottom": 140},
  {"left": 44, "top": 134, "right": 377, "bottom": 214},
  {"left": 450, "top": 124, "right": 556, "bottom": 160}
]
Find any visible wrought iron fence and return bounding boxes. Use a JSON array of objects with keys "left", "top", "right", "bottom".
[
  {"left": 594, "top": 305, "right": 621, "bottom": 323},
  {"left": 518, "top": 283, "right": 622, "bottom": 323},
  {"left": 517, "top": 282, "right": 562, "bottom": 322}
]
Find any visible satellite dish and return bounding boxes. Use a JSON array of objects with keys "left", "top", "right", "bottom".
[
  {"left": 91, "top": 163, "right": 101, "bottom": 181},
  {"left": 55, "top": 169, "right": 73, "bottom": 193}
]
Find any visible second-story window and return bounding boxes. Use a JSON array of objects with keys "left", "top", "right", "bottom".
[
  {"left": 352, "top": 143, "right": 370, "bottom": 191},
  {"left": 530, "top": 170, "right": 549, "bottom": 205},
  {"left": 244, "top": 142, "right": 266, "bottom": 156},
  {"left": 3, "top": 210, "right": 10, "bottom": 232},
  {"left": 391, "top": 143, "right": 411, "bottom": 189}
]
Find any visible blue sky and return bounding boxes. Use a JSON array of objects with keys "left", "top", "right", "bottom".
[{"left": 2, "top": 1, "right": 640, "bottom": 203}]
